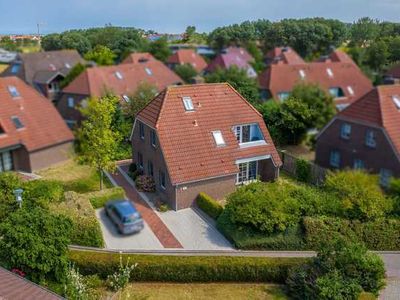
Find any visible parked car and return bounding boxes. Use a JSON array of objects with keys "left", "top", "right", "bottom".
[{"left": 105, "top": 200, "right": 144, "bottom": 234}]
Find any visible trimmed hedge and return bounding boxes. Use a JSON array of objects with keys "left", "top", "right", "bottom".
[
  {"left": 69, "top": 250, "right": 307, "bottom": 283},
  {"left": 196, "top": 192, "right": 223, "bottom": 219},
  {"left": 304, "top": 216, "right": 400, "bottom": 250},
  {"left": 89, "top": 187, "right": 125, "bottom": 209}
]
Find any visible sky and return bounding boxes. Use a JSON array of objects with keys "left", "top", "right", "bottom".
[{"left": 0, "top": 0, "right": 399, "bottom": 34}]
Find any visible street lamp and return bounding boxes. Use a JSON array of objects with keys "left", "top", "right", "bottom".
[{"left": 14, "top": 188, "right": 23, "bottom": 208}]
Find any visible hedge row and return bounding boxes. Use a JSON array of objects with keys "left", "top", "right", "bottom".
[
  {"left": 89, "top": 187, "right": 125, "bottom": 209},
  {"left": 303, "top": 216, "right": 400, "bottom": 250},
  {"left": 196, "top": 192, "right": 223, "bottom": 219},
  {"left": 69, "top": 250, "right": 307, "bottom": 283}
]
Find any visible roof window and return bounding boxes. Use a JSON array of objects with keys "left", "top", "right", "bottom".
[
  {"left": 326, "top": 68, "right": 334, "bottom": 77},
  {"left": 212, "top": 131, "right": 225, "bottom": 146},
  {"left": 11, "top": 116, "right": 24, "bottom": 129},
  {"left": 299, "top": 69, "right": 306, "bottom": 79},
  {"left": 49, "top": 63, "right": 56, "bottom": 71},
  {"left": 65, "top": 63, "right": 71, "bottom": 68},
  {"left": 182, "top": 96, "right": 194, "bottom": 111},
  {"left": 8, "top": 85, "right": 20, "bottom": 98},
  {"left": 145, "top": 67, "right": 153, "bottom": 76},
  {"left": 392, "top": 95, "right": 400, "bottom": 110},
  {"left": 115, "top": 71, "right": 123, "bottom": 79},
  {"left": 122, "top": 95, "right": 130, "bottom": 103},
  {"left": 347, "top": 86, "right": 354, "bottom": 96}
]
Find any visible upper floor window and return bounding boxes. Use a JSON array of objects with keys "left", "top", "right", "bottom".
[
  {"left": 137, "top": 152, "right": 143, "bottom": 169},
  {"left": 139, "top": 122, "right": 145, "bottom": 140},
  {"left": 277, "top": 92, "right": 290, "bottom": 102},
  {"left": 11, "top": 116, "right": 24, "bottom": 129},
  {"left": 329, "top": 150, "right": 340, "bottom": 168},
  {"left": 182, "top": 96, "right": 194, "bottom": 111},
  {"left": 67, "top": 97, "right": 74, "bottom": 108},
  {"left": 235, "top": 124, "right": 264, "bottom": 144},
  {"left": 147, "top": 160, "right": 154, "bottom": 177},
  {"left": 353, "top": 159, "right": 365, "bottom": 170},
  {"left": 340, "top": 123, "right": 351, "bottom": 139},
  {"left": 329, "top": 87, "right": 345, "bottom": 98},
  {"left": 365, "top": 130, "right": 376, "bottom": 148},
  {"left": 212, "top": 130, "right": 225, "bottom": 147},
  {"left": 150, "top": 129, "right": 157, "bottom": 148},
  {"left": 8, "top": 85, "right": 20, "bottom": 98},
  {"left": 159, "top": 170, "right": 166, "bottom": 189},
  {"left": 380, "top": 168, "right": 392, "bottom": 187}
]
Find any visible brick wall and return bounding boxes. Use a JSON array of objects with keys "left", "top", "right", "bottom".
[{"left": 29, "top": 142, "right": 74, "bottom": 172}]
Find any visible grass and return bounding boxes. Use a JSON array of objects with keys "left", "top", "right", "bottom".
[{"left": 116, "top": 283, "right": 287, "bottom": 300}]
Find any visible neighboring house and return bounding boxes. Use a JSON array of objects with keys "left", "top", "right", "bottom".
[
  {"left": 384, "top": 64, "right": 400, "bottom": 84},
  {"left": 0, "top": 77, "right": 74, "bottom": 173},
  {"left": 167, "top": 49, "right": 207, "bottom": 73},
  {"left": 58, "top": 59, "right": 183, "bottom": 125},
  {"left": 1, "top": 50, "right": 84, "bottom": 101},
  {"left": 264, "top": 47, "right": 305, "bottom": 65},
  {"left": 315, "top": 85, "right": 400, "bottom": 186},
  {"left": 131, "top": 83, "right": 282, "bottom": 210},
  {"left": 0, "top": 267, "right": 63, "bottom": 299},
  {"left": 122, "top": 52, "right": 156, "bottom": 64},
  {"left": 205, "top": 46, "right": 257, "bottom": 78},
  {"left": 258, "top": 49, "right": 373, "bottom": 110}
]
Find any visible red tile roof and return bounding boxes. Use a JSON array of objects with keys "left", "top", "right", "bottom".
[
  {"left": 63, "top": 60, "right": 183, "bottom": 97},
  {"left": 266, "top": 47, "right": 305, "bottom": 65},
  {"left": 386, "top": 63, "right": 400, "bottom": 79},
  {"left": 0, "top": 77, "right": 74, "bottom": 151},
  {"left": 259, "top": 50, "right": 373, "bottom": 108},
  {"left": 338, "top": 85, "right": 400, "bottom": 155},
  {"left": 136, "top": 83, "right": 282, "bottom": 184},
  {"left": 122, "top": 52, "right": 156, "bottom": 64},
  {"left": 167, "top": 49, "right": 207, "bottom": 72}
]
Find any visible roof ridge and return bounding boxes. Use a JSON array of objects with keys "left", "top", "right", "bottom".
[{"left": 224, "top": 82, "right": 263, "bottom": 117}]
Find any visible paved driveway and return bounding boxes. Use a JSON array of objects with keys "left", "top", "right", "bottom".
[
  {"left": 95, "top": 209, "right": 163, "bottom": 250},
  {"left": 379, "top": 253, "right": 400, "bottom": 300}
]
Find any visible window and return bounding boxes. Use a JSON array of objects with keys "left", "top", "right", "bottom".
[
  {"left": 48, "top": 82, "right": 60, "bottom": 92},
  {"left": 137, "top": 152, "right": 143, "bottom": 169},
  {"left": 277, "top": 92, "right": 290, "bottom": 102},
  {"left": 159, "top": 170, "right": 166, "bottom": 189},
  {"left": 11, "top": 64, "right": 20, "bottom": 74},
  {"left": 236, "top": 161, "right": 258, "bottom": 184},
  {"left": 115, "top": 71, "right": 123, "bottom": 79},
  {"left": 150, "top": 129, "right": 157, "bottom": 147},
  {"left": 182, "top": 96, "right": 194, "bottom": 111},
  {"left": 147, "top": 161, "right": 154, "bottom": 177},
  {"left": 329, "top": 87, "right": 345, "bottom": 98},
  {"left": 139, "top": 122, "right": 145, "bottom": 140},
  {"left": 340, "top": 123, "right": 351, "bottom": 139},
  {"left": 336, "top": 103, "right": 349, "bottom": 111},
  {"left": 235, "top": 124, "right": 264, "bottom": 144},
  {"left": 145, "top": 67, "right": 152, "bottom": 75},
  {"left": 365, "top": 130, "right": 376, "bottom": 148},
  {"left": 49, "top": 63, "right": 56, "bottom": 71},
  {"left": 329, "top": 150, "right": 340, "bottom": 168},
  {"left": 0, "top": 151, "right": 13, "bottom": 173},
  {"left": 299, "top": 69, "right": 306, "bottom": 79},
  {"left": 326, "top": 68, "right": 334, "bottom": 78},
  {"left": 212, "top": 130, "right": 225, "bottom": 146},
  {"left": 392, "top": 95, "right": 400, "bottom": 110},
  {"left": 380, "top": 169, "right": 392, "bottom": 187},
  {"left": 65, "top": 63, "right": 71, "bottom": 69},
  {"left": 0, "top": 123, "right": 4, "bottom": 135},
  {"left": 353, "top": 159, "right": 365, "bottom": 170},
  {"left": 8, "top": 85, "right": 20, "bottom": 98},
  {"left": 11, "top": 116, "right": 24, "bottom": 129},
  {"left": 122, "top": 95, "right": 130, "bottom": 103},
  {"left": 347, "top": 86, "right": 354, "bottom": 96},
  {"left": 67, "top": 97, "right": 74, "bottom": 108}
]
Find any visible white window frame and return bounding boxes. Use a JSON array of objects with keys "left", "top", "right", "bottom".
[
  {"left": 122, "top": 95, "right": 130, "bottom": 103},
  {"left": 340, "top": 123, "right": 351, "bottom": 139},
  {"left": 139, "top": 122, "right": 145, "bottom": 140},
  {"left": 234, "top": 124, "right": 266, "bottom": 147},
  {"left": 8, "top": 85, "right": 20, "bottom": 98},
  {"left": 67, "top": 97, "right": 75, "bottom": 108},
  {"left": 299, "top": 69, "right": 306, "bottom": 79},
  {"left": 326, "top": 68, "right": 334, "bottom": 78},
  {"left": 115, "top": 71, "right": 123, "bottom": 80},
  {"left": 329, "top": 150, "right": 340, "bottom": 168},
  {"left": 150, "top": 129, "right": 157, "bottom": 148},
  {"left": 347, "top": 86, "right": 354, "bottom": 96},
  {"left": 380, "top": 168, "right": 392, "bottom": 187},
  {"left": 392, "top": 95, "right": 400, "bottom": 110},
  {"left": 236, "top": 161, "right": 258, "bottom": 185},
  {"left": 137, "top": 152, "right": 143, "bottom": 169},
  {"left": 212, "top": 130, "right": 225, "bottom": 146},
  {"left": 182, "top": 96, "right": 195, "bottom": 111},
  {"left": 353, "top": 159, "right": 365, "bottom": 170},
  {"left": 145, "top": 67, "right": 152, "bottom": 75},
  {"left": 365, "top": 129, "right": 376, "bottom": 148},
  {"left": 159, "top": 170, "right": 166, "bottom": 190},
  {"left": 277, "top": 92, "right": 290, "bottom": 102}
]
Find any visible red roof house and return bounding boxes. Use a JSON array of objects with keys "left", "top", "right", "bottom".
[
  {"left": 131, "top": 83, "right": 282, "bottom": 210},
  {"left": 122, "top": 52, "right": 156, "bottom": 64},
  {"left": 315, "top": 85, "right": 400, "bottom": 185},
  {"left": 0, "top": 77, "right": 74, "bottom": 173},
  {"left": 167, "top": 49, "right": 207, "bottom": 73},
  {"left": 265, "top": 47, "right": 305, "bottom": 65}
]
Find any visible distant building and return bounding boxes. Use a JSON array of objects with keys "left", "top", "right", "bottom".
[
  {"left": 384, "top": 64, "right": 400, "bottom": 84},
  {"left": 1, "top": 50, "right": 84, "bottom": 101},
  {"left": 205, "top": 47, "right": 257, "bottom": 78},
  {"left": 167, "top": 49, "right": 207, "bottom": 73},
  {"left": 0, "top": 48, "right": 17, "bottom": 63},
  {"left": 315, "top": 85, "right": 400, "bottom": 186},
  {"left": 146, "top": 33, "right": 184, "bottom": 42},
  {"left": 131, "top": 83, "right": 282, "bottom": 210},
  {"left": 0, "top": 77, "right": 74, "bottom": 173},
  {"left": 258, "top": 49, "right": 373, "bottom": 110},
  {"left": 121, "top": 52, "right": 156, "bottom": 64},
  {"left": 58, "top": 59, "right": 183, "bottom": 126}
]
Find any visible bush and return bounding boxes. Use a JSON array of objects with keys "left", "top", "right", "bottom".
[
  {"left": 0, "top": 172, "right": 21, "bottom": 221},
  {"left": 89, "top": 187, "right": 125, "bottom": 209},
  {"left": 295, "top": 159, "right": 311, "bottom": 183},
  {"left": 135, "top": 175, "right": 155, "bottom": 192},
  {"left": 69, "top": 250, "right": 307, "bottom": 283},
  {"left": 196, "top": 192, "right": 223, "bottom": 219},
  {"left": 23, "top": 180, "right": 65, "bottom": 208}
]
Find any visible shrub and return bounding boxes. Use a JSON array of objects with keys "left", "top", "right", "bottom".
[
  {"left": 196, "top": 192, "right": 223, "bottom": 219},
  {"left": 64, "top": 264, "right": 89, "bottom": 299},
  {"left": 69, "top": 250, "right": 307, "bottom": 283},
  {"left": 295, "top": 158, "right": 311, "bottom": 183},
  {"left": 324, "top": 170, "right": 392, "bottom": 220},
  {"left": 135, "top": 175, "right": 155, "bottom": 192},
  {"left": 0, "top": 172, "right": 21, "bottom": 221},
  {"left": 158, "top": 203, "right": 170, "bottom": 212},
  {"left": 107, "top": 256, "right": 137, "bottom": 291},
  {"left": 129, "top": 169, "right": 143, "bottom": 181},
  {"left": 89, "top": 187, "right": 125, "bottom": 209},
  {"left": 23, "top": 180, "right": 64, "bottom": 208}
]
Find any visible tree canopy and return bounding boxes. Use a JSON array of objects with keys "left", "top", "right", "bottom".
[{"left": 84, "top": 45, "right": 116, "bottom": 65}]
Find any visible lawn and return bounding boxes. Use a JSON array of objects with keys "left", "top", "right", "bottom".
[{"left": 116, "top": 283, "right": 287, "bottom": 300}]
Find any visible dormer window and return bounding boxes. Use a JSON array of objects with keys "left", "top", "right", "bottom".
[
  {"left": 182, "top": 96, "right": 194, "bottom": 111},
  {"left": 122, "top": 95, "right": 130, "bottom": 103},
  {"left": 212, "top": 131, "right": 225, "bottom": 146},
  {"left": 8, "top": 86, "right": 20, "bottom": 98},
  {"left": 392, "top": 95, "right": 400, "bottom": 110},
  {"left": 145, "top": 67, "right": 152, "bottom": 75},
  {"left": 326, "top": 68, "right": 334, "bottom": 78},
  {"left": 347, "top": 86, "right": 354, "bottom": 96},
  {"left": 11, "top": 116, "right": 24, "bottom": 129},
  {"left": 234, "top": 124, "right": 265, "bottom": 146},
  {"left": 329, "top": 87, "right": 345, "bottom": 98},
  {"left": 299, "top": 69, "right": 306, "bottom": 79},
  {"left": 115, "top": 71, "right": 123, "bottom": 79},
  {"left": 65, "top": 63, "right": 71, "bottom": 69}
]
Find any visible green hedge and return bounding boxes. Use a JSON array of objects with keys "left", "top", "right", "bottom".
[
  {"left": 304, "top": 216, "right": 400, "bottom": 250},
  {"left": 69, "top": 250, "right": 307, "bottom": 283},
  {"left": 196, "top": 192, "right": 223, "bottom": 219},
  {"left": 89, "top": 187, "right": 125, "bottom": 209}
]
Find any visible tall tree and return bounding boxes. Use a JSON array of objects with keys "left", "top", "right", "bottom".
[
  {"left": 123, "top": 82, "right": 157, "bottom": 118},
  {"left": 78, "top": 96, "right": 121, "bottom": 190},
  {"left": 149, "top": 37, "right": 171, "bottom": 62},
  {"left": 174, "top": 63, "right": 198, "bottom": 83},
  {"left": 84, "top": 45, "right": 116, "bottom": 65},
  {"left": 350, "top": 17, "right": 379, "bottom": 47}
]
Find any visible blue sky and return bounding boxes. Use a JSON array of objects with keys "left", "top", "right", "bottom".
[{"left": 0, "top": 0, "right": 399, "bottom": 34}]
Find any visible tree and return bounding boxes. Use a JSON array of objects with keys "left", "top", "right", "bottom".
[
  {"left": 350, "top": 17, "right": 379, "bottom": 47},
  {"left": 41, "top": 33, "right": 62, "bottom": 51},
  {"left": 77, "top": 96, "right": 121, "bottom": 190},
  {"left": 149, "top": 37, "right": 171, "bottom": 62},
  {"left": 0, "top": 207, "right": 72, "bottom": 283},
  {"left": 60, "top": 63, "right": 86, "bottom": 89},
  {"left": 184, "top": 26, "right": 196, "bottom": 42},
  {"left": 246, "top": 41, "right": 265, "bottom": 74},
  {"left": 366, "top": 40, "right": 389, "bottom": 72},
  {"left": 84, "top": 45, "right": 116, "bottom": 65},
  {"left": 60, "top": 31, "right": 91, "bottom": 54},
  {"left": 123, "top": 82, "right": 157, "bottom": 118},
  {"left": 174, "top": 63, "right": 198, "bottom": 83},
  {"left": 205, "top": 66, "right": 260, "bottom": 104}
]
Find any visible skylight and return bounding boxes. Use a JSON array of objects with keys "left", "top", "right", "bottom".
[
  {"left": 392, "top": 95, "right": 400, "bottom": 110},
  {"left": 115, "top": 71, "right": 123, "bottom": 79},
  {"left": 49, "top": 64, "right": 56, "bottom": 71},
  {"left": 122, "top": 95, "right": 130, "bottom": 103},
  {"left": 347, "top": 86, "right": 354, "bottom": 95},
  {"left": 65, "top": 63, "right": 71, "bottom": 69},
  {"left": 182, "top": 96, "right": 194, "bottom": 111},
  {"left": 212, "top": 131, "right": 225, "bottom": 146},
  {"left": 326, "top": 68, "right": 334, "bottom": 77},
  {"left": 299, "top": 69, "right": 306, "bottom": 79},
  {"left": 7, "top": 85, "right": 20, "bottom": 98},
  {"left": 145, "top": 67, "right": 153, "bottom": 76},
  {"left": 11, "top": 116, "right": 24, "bottom": 129}
]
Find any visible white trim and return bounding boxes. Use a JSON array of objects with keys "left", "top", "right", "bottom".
[
  {"left": 235, "top": 155, "right": 270, "bottom": 164},
  {"left": 239, "top": 140, "right": 267, "bottom": 148}
]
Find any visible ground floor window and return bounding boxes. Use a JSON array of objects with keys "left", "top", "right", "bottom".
[
  {"left": 159, "top": 170, "right": 166, "bottom": 189},
  {"left": 0, "top": 151, "right": 13, "bottom": 172},
  {"left": 237, "top": 161, "right": 258, "bottom": 184},
  {"left": 380, "top": 168, "right": 392, "bottom": 187}
]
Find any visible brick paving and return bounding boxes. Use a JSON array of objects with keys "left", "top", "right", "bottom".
[{"left": 109, "top": 169, "right": 182, "bottom": 249}]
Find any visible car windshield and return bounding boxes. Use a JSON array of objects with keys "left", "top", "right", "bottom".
[{"left": 123, "top": 212, "right": 140, "bottom": 224}]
